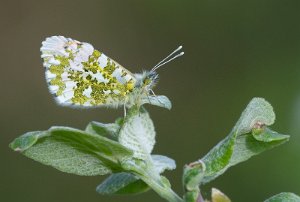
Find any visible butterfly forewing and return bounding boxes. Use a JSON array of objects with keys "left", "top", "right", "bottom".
[{"left": 41, "top": 36, "right": 136, "bottom": 107}]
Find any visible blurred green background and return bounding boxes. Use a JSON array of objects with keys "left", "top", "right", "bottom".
[{"left": 1, "top": 0, "right": 300, "bottom": 201}]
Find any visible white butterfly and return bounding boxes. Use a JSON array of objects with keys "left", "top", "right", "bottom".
[{"left": 40, "top": 36, "right": 183, "bottom": 112}]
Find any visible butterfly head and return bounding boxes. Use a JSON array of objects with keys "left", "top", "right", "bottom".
[
  {"left": 143, "top": 70, "right": 159, "bottom": 90},
  {"left": 134, "top": 70, "right": 159, "bottom": 92}
]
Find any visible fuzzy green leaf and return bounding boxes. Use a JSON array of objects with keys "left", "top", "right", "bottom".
[
  {"left": 141, "top": 95, "right": 172, "bottom": 110},
  {"left": 264, "top": 192, "right": 300, "bottom": 202},
  {"left": 189, "top": 98, "right": 289, "bottom": 185},
  {"left": 96, "top": 172, "right": 149, "bottom": 195},
  {"left": 230, "top": 128, "right": 289, "bottom": 167},
  {"left": 252, "top": 127, "right": 289, "bottom": 142},
  {"left": 119, "top": 107, "right": 155, "bottom": 160},
  {"left": 10, "top": 126, "right": 133, "bottom": 176},
  {"left": 151, "top": 155, "right": 176, "bottom": 173}
]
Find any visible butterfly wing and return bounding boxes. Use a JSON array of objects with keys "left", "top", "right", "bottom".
[{"left": 40, "top": 36, "right": 136, "bottom": 108}]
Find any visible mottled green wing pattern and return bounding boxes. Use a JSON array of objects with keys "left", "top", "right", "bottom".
[{"left": 40, "top": 36, "right": 136, "bottom": 107}]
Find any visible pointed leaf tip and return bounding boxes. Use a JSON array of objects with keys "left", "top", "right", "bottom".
[
  {"left": 9, "top": 131, "right": 48, "bottom": 152},
  {"left": 252, "top": 127, "right": 290, "bottom": 142}
]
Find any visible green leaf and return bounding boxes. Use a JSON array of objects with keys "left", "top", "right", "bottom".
[
  {"left": 252, "top": 127, "right": 289, "bottom": 142},
  {"left": 141, "top": 95, "right": 172, "bottom": 110},
  {"left": 96, "top": 172, "right": 149, "bottom": 195},
  {"left": 10, "top": 126, "right": 133, "bottom": 176},
  {"left": 228, "top": 128, "right": 288, "bottom": 169},
  {"left": 188, "top": 98, "right": 289, "bottom": 185},
  {"left": 151, "top": 155, "right": 176, "bottom": 173},
  {"left": 119, "top": 107, "right": 155, "bottom": 160},
  {"left": 264, "top": 192, "right": 300, "bottom": 202}
]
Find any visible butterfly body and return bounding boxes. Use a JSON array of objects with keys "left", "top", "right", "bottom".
[{"left": 41, "top": 36, "right": 160, "bottom": 109}]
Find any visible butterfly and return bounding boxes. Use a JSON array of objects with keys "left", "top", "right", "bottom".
[{"left": 40, "top": 36, "right": 183, "bottom": 112}]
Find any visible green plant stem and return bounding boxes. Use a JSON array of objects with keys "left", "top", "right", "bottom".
[{"left": 137, "top": 171, "right": 183, "bottom": 202}]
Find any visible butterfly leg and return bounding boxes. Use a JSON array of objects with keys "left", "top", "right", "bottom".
[
  {"left": 123, "top": 103, "right": 127, "bottom": 117},
  {"left": 146, "top": 92, "right": 152, "bottom": 105}
]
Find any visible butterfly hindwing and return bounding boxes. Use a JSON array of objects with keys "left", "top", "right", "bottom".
[{"left": 41, "top": 36, "right": 136, "bottom": 108}]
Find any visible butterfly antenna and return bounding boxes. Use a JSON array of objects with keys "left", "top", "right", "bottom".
[{"left": 151, "top": 46, "right": 184, "bottom": 72}]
